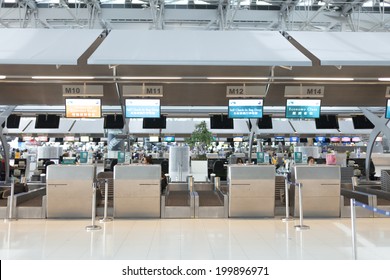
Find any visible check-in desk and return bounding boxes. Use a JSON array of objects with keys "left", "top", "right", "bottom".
[
  {"left": 228, "top": 165, "right": 275, "bottom": 218},
  {"left": 292, "top": 165, "right": 341, "bottom": 218},
  {"left": 114, "top": 165, "right": 161, "bottom": 218},
  {"left": 194, "top": 183, "right": 228, "bottom": 218},
  {"left": 161, "top": 183, "right": 195, "bottom": 218},
  {"left": 46, "top": 165, "right": 95, "bottom": 218}
]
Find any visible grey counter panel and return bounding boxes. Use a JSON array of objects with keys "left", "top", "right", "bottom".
[
  {"left": 228, "top": 165, "right": 275, "bottom": 217},
  {"left": 46, "top": 165, "right": 95, "bottom": 218},
  {"left": 293, "top": 165, "right": 341, "bottom": 218},
  {"left": 114, "top": 165, "right": 161, "bottom": 218}
]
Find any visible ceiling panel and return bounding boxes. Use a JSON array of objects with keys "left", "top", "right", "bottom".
[
  {"left": 289, "top": 32, "right": 390, "bottom": 66},
  {"left": 88, "top": 30, "right": 312, "bottom": 66},
  {"left": 0, "top": 29, "right": 103, "bottom": 65}
]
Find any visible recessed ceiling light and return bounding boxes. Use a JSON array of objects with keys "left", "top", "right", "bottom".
[
  {"left": 120, "top": 76, "right": 182, "bottom": 80},
  {"left": 293, "top": 77, "right": 354, "bottom": 81},
  {"left": 207, "top": 77, "right": 268, "bottom": 80},
  {"left": 32, "top": 76, "right": 95, "bottom": 80},
  {"left": 378, "top": 78, "right": 390, "bottom": 81},
  {"left": 0, "top": 75, "right": 6, "bottom": 79}
]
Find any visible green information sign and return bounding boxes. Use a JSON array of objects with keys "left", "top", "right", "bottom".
[
  {"left": 117, "top": 151, "right": 125, "bottom": 164},
  {"left": 294, "top": 152, "right": 303, "bottom": 164},
  {"left": 79, "top": 152, "right": 88, "bottom": 164},
  {"left": 257, "top": 152, "right": 265, "bottom": 164}
]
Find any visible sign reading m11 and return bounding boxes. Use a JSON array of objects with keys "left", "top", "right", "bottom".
[
  {"left": 122, "top": 85, "right": 163, "bottom": 97},
  {"left": 284, "top": 86, "right": 325, "bottom": 98}
]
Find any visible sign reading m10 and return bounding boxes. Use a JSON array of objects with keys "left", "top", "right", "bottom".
[
  {"left": 284, "top": 86, "right": 325, "bottom": 98},
  {"left": 62, "top": 85, "right": 103, "bottom": 96}
]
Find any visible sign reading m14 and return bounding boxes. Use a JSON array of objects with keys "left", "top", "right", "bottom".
[{"left": 284, "top": 86, "right": 325, "bottom": 98}]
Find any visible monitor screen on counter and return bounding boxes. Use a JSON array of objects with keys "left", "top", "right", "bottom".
[
  {"left": 285, "top": 99, "right": 321, "bottom": 119},
  {"left": 65, "top": 98, "right": 101, "bottom": 118},
  {"left": 228, "top": 99, "right": 263, "bottom": 119},
  {"left": 125, "top": 99, "right": 160, "bottom": 118}
]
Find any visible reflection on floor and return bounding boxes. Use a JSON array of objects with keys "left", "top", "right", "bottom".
[{"left": 1, "top": 218, "right": 390, "bottom": 260}]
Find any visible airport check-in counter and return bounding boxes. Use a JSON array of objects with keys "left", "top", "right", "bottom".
[
  {"left": 228, "top": 165, "right": 275, "bottom": 218},
  {"left": 46, "top": 165, "right": 95, "bottom": 218},
  {"left": 161, "top": 182, "right": 195, "bottom": 218},
  {"left": 114, "top": 165, "right": 161, "bottom": 218},
  {"left": 194, "top": 182, "right": 228, "bottom": 218},
  {"left": 292, "top": 165, "right": 341, "bottom": 218}
]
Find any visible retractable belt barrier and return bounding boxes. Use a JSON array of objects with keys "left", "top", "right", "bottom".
[
  {"left": 350, "top": 199, "right": 390, "bottom": 260},
  {"left": 281, "top": 174, "right": 294, "bottom": 222},
  {"left": 85, "top": 182, "right": 102, "bottom": 232}
]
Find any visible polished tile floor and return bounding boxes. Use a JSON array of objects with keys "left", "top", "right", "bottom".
[{"left": 1, "top": 217, "right": 390, "bottom": 260}]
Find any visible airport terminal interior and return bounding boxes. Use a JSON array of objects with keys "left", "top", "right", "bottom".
[{"left": 1, "top": 0, "right": 390, "bottom": 260}]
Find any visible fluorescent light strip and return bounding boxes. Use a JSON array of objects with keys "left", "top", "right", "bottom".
[
  {"left": 207, "top": 77, "right": 268, "bottom": 80},
  {"left": 293, "top": 77, "right": 354, "bottom": 81},
  {"left": 0, "top": 75, "right": 6, "bottom": 79},
  {"left": 120, "top": 76, "right": 182, "bottom": 80},
  {"left": 32, "top": 76, "right": 95, "bottom": 80},
  {"left": 378, "top": 78, "right": 390, "bottom": 81}
]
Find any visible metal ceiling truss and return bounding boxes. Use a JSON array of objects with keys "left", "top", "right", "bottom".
[{"left": 0, "top": 0, "right": 389, "bottom": 31}]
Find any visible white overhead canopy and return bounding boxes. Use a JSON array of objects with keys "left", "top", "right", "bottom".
[
  {"left": 0, "top": 29, "right": 103, "bottom": 65},
  {"left": 288, "top": 31, "right": 390, "bottom": 66},
  {"left": 88, "top": 30, "right": 312, "bottom": 66}
]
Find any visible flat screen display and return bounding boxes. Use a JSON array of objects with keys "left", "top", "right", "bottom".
[
  {"left": 65, "top": 99, "right": 101, "bottom": 118},
  {"left": 210, "top": 115, "right": 234, "bottom": 129},
  {"left": 5, "top": 114, "right": 21, "bottom": 129},
  {"left": 64, "top": 136, "right": 75, "bottom": 142},
  {"left": 352, "top": 115, "right": 374, "bottom": 129},
  {"left": 164, "top": 136, "right": 175, "bottom": 142},
  {"left": 233, "top": 136, "right": 243, "bottom": 142},
  {"left": 285, "top": 99, "right": 321, "bottom": 119},
  {"left": 315, "top": 136, "right": 326, "bottom": 142},
  {"left": 125, "top": 99, "right": 160, "bottom": 118},
  {"left": 228, "top": 99, "right": 263, "bottom": 118},
  {"left": 342, "top": 137, "right": 351, "bottom": 142},
  {"left": 352, "top": 137, "right": 361, "bottom": 142},
  {"left": 149, "top": 136, "right": 160, "bottom": 142},
  {"left": 104, "top": 114, "right": 124, "bottom": 129},
  {"left": 142, "top": 116, "right": 166, "bottom": 129},
  {"left": 35, "top": 115, "right": 60, "bottom": 129},
  {"left": 315, "top": 115, "right": 339, "bottom": 129},
  {"left": 386, "top": 99, "right": 390, "bottom": 119},
  {"left": 290, "top": 136, "right": 299, "bottom": 142},
  {"left": 257, "top": 115, "right": 273, "bottom": 129},
  {"left": 330, "top": 136, "right": 340, "bottom": 142},
  {"left": 80, "top": 136, "right": 90, "bottom": 142}
]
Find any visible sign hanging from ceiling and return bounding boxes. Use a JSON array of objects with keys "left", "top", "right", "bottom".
[
  {"left": 122, "top": 85, "right": 163, "bottom": 97},
  {"left": 62, "top": 85, "right": 103, "bottom": 97},
  {"left": 284, "top": 85, "right": 325, "bottom": 98},
  {"left": 226, "top": 85, "right": 267, "bottom": 98},
  {"left": 385, "top": 86, "right": 390, "bottom": 97}
]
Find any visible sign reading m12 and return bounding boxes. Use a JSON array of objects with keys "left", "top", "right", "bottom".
[
  {"left": 226, "top": 86, "right": 266, "bottom": 97},
  {"left": 284, "top": 86, "right": 325, "bottom": 98}
]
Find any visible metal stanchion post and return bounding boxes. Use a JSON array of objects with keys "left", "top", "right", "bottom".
[
  {"left": 214, "top": 177, "right": 220, "bottom": 191},
  {"left": 100, "top": 179, "right": 113, "bottom": 223},
  {"left": 294, "top": 183, "right": 310, "bottom": 231},
  {"left": 282, "top": 174, "right": 294, "bottom": 222},
  {"left": 4, "top": 177, "right": 17, "bottom": 222},
  {"left": 350, "top": 198, "right": 357, "bottom": 260},
  {"left": 188, "top": 175, "right": 194, "bottom": 192},
  {"left": 86, "top": 182, "right": 102, "bottom": 231}
]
